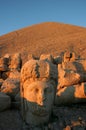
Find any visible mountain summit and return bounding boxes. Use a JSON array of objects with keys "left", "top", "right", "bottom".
[{"left": 0, "top": 22, "right": 86, "bottom": 62}]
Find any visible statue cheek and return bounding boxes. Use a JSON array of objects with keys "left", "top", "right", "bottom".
[{"left": 25, "top": 91, "right": 37, "bottom": 102}]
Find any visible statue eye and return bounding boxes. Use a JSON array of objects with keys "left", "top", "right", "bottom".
[{"left": 35, "top": 88, "right": 39, "bottom": 93}]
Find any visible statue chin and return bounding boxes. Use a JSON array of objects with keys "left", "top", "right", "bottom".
[
  {"left": 25, "top": 110, "right": 50, "bottom": 125},
  {"left": 25, "top": 102, "right": 51, "bottom": 125}
]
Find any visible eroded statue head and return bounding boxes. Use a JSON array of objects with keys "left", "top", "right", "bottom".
[{"left": 21, "top": 59, "right": 57, "bottom": 125}]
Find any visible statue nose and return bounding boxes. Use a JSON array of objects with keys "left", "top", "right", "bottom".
[
  {"left": 38, "top": 100, "right": 43, "bottom": 106},
  {"left": 37, "top": 92, "right": 46, "bottom": 106}
]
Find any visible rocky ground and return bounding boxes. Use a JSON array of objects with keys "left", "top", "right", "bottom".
[
  {"left": 0, "top": 109, "right": 22, "bottom": 130},
  {"left": 0, "top": 104, "right": 86, "bottom": 130}
]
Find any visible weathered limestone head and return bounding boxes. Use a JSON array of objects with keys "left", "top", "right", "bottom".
[
  {"left": 0, "top": 56, "right": 9, "bottom": 71},
  {"left": 9, "top": 53, "right": 22, "bottom": 71},
  {"left": 40, "top": 54, "right": 54, "bottom": 63},
  {"left": 55, "top": 54, "right": 86, "bottom": 106},
  {"left": 21, "top": 59, "right": 57, "bottom": 125}
]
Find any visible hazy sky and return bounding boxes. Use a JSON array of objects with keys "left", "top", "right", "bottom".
[{"left": 0, "top": 0, "right": 86, "bottom": 35}]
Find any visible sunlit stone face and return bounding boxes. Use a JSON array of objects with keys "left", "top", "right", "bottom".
[
  {"left": 23, "top": 80, "right": 55, "bottom": 125},
  {"left": 21, "top": 59, "right": 57, "bottom": 125}
]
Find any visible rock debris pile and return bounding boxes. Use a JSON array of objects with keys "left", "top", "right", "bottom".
[{"left": 0, "top": 51, "right": 86, "bottom": 130}]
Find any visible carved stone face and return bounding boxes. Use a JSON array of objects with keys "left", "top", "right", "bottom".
[
  {"left": 23, "top": 80, "right": 55, "bottom": 125},
  {"left": 21, "top": 59, "right": 57, "bottom": 125}
]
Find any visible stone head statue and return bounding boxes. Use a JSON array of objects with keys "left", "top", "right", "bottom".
[
  {"left": 21, "top": 59, "right": 57, "bottom": 125},
  {"left": 9, "top": 53, "right": 22, "bottom": 71},
  {"left": 63, "top": 51, "right": 75, "bottom": 62}
]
